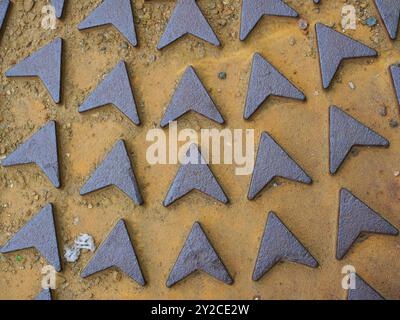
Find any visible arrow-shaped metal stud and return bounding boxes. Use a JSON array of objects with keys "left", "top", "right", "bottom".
[
  {"left": 80, "top": 140, "right": 143, "bottom": 205},
  {"left": 51, "top": 0, "right": 65, "bottom": 19},
  {"left": 79, "top": 61, "right": 140, "bottom": 125},
  {"left": 336, "top": 188, "right": 398, "bottom": 260},
  {"left": 240, "top": 0, "right": 299, "bottom": 41},
  {"left": 163, "top": 144, "right": 228, "bottom": 207},
  {"left": 390, "top": 64, "right": 400, "bottom": 106},
  {"left": 253, "top": 212, "right": 318, "bottom": 281},
  {"left": 244, "top": 53, "right": 305, "bottom": 120},
  {"left": 0, "top": 204, "right": 61, "bottom": 272},
  {"left": 35, "top": 289, "right": 52, "bottom": 301},
  {"left": 315, "top": 23, "right": 377, "bottom": 89},
  {"left": 5, "top": 38, "right": 63, "bottom": 103},
  {"left": 0, "top": 0, "right": 10, "bottom": 34},
  {"left": 374, "top": 0, "right": 400, "bottom": 40},
  {"left": 160, "top": 66, "right": 224, "bottom": 127},
  {"left": 166, "top": 222, "right": 233, "bottom": 287},
  {"left": 81, "top": 219, "right": 145, "bottom": 286},
  {"left": 78, "top": 0, "right": 137, "bottom": 47},
  {"left": 248, "top": 132, "right": 312, "bottom": 200},
  {"left": 2, "top": 121, "right": 60, "bottom": 188},
  {"left": 157, "top": 0, "right": 220, "bottom": 50},
  {"left": 329, "top": 106, "right": 389, "bottom": 175},
  {"left": 314, "top": 0, "right": 320, "bottom": 3},
  {"left": 348, "top": 274, "right": 384, "bottom": 300}
]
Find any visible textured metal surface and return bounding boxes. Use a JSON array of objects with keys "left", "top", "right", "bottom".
[
  {"left": 244, "top": 53, "right": 305, "bottom": 120},
  {"left": 166, "top": 222, "right": 233, "bottom": 288},
  {"left": 390, "top": 64, "right": 400, "bottom": 106},
  {"left": 81, "top": 219, "right": 145, "bottom": 286},
  {"left": 329, "top": 106, "right": 389, "bottom": 175},
  {"left": 51, "top": 0, "right": 65, "bottom": 19},
  {"left": 248, "top": 132, "right": 312, "bottom": 200},
  {"left": 0, "top": 204, "right": 61, "bottom": 272},
  {"left": 79, "top": 61, "right": 140, "bottom": 125},
  {"left": 78, "top": 0, "right": 137, "bottom": 47},
  {"left": 336, "top": 188, "right": 398, "bottom": 260},
  {"left": 2, "top": 121, "right": 60, "bottom": 188},
  {"left": 240, "top": 0, "right": 298, "bottom": 41},
  {"left": 80, "top": 140, "right": 143, "bottom": 205},
  {"left": 0, "top": 0, "right": 10, "bottom": 34},
  {"left": 313, "top": 0, "right": 320, "bottom": 3},
  {"left": 348, "top": 274, "right": 384, "bottom": 300},
  {"left": 253, "top": 212, "right": 318, "bottom": 281},
  {"left": 160, "top": 66, "right": 224, "bottom": 127},
  {"left": 163, "top": 144, "right": 228, "bottom": 207},
  {"left": 35, "top": 289, "right": 52, "bottom": 301},
  {"left": 157, "top": 0, "right": 220, "bottom": 50},
  {"left": 5, "top": 38, "right": 63, "bottom": 103},
  {"left": 375, "top": 0, "right": 400, "bottom": 40},
  {"left": 315, "top": 23, "right": 377, "bottom": 89}
]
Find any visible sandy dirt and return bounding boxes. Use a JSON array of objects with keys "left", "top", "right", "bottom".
[{"left": 0, "top": 0, "right": 399, "bottom": 300}]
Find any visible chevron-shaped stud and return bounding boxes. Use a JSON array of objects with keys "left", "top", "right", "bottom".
[
  {"left": 240, "top": 0, "right": 299, "bottom": 41},
  {"left": 163, "top": 144, "right": 228, "bottom": 206},
  {"left": 78, "top": 0, "right": 137, "bottom": 47},
  {"left": 5, "top": 38, "right": 63, "bottom": 103},
  {"left": 336, "top": 189, "right": 398, "bottom": 260},
  {"left": 390, "top": 64, "right": 400, "bottom": 106},
  {"left": 35, "top": 288, "right": 52, "bottom": 301},
  {"left": 374, "top": 0, "right": 400, "bottom": 40},
  {"left": 81, "top": 219, "right": 145, "bottom": 286},
  {"left": 51, "top": 0, "right": 65, "bottom": 19},
  {"left": 253, "top": 212, "right": 318, "bottom": 281},
  {"left": 0, "top": 204, "right": 61, "bottom": 272},
  {"left": 157, "top": 0, "right": 220, "bottom": 50},
  {"left": 244, "top": 53, "right": 305, "bottom": 120},
  {"left": 315, "top": 23, "right": 377, "bottom": 89},
  {"left": 79, "top": 61, "right": 140, "bottom": 125},
  {"left": 2, "top": 121, "right": 60, "bottom": 188},
  {"left": 80, "top": 140, "right": 143, "bottom": 205},
  {"left": 329, "top": 106, "right": 389, "bottom": 175},
  {"left": 161, "top": 66, "right": 224, "bottom": 127},
  {"left": 0, "top": 0, "right": 10, "bottom": 35},
  {"left": 348, "top": 274, "right": 385, "bottom": 300},
  {"left": 248, "top": 132, "right": 312, "bottom": 200},
  {"left": 166, "top": 222, "right": 233, "bottom": 287}
]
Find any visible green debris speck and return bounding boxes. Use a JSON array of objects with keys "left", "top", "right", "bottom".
[{"left": 16, "top": 255, "right": 23, "bottom": 262}]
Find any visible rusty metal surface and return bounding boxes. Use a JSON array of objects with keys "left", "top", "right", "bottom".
[
  {"left": 5, "top": 38, "right": 63, "bottom": 103},
  {"left": 2, "top": 121, "right": 60, "bottom": 188},
  {"left": 80, "top": 140, "right": 143, "bottom": 205},
  {"left": 166, "top": 222, "right": 233, "bottom": 288},
  {"left": 81, "top": 219, "right": 145, "bottom": 286},
  {"left": 79, "top": 61, "right": 140, "bottom": 125},
  {"left": 0, "top": 204, "right": 61, "bottom": 272},
  {"left": 374, "top": 0, "right": 400, "bottom": 40},
  {"left": 248, "top": 132, "right": 312, "bottom": 200},
  {"left": 244, "top": 53, "right": 305, "bottom": 120},
  {"left": 160, "top": 66, "right": 224, "bottom": 127},
  {"left": 157, "top": 0, "right": 220, "bottom": 50},
  {"left": 78, "top": 0, "right": 137, "bottom": 47}
]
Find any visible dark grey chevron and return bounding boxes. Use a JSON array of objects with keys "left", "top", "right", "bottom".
[
  {"left": 329, "top": 106, "right": 389, "bottom": 175},
  {"left": 253, "top": 212, "right": 318, "bottom": 281},
  {"left": 336, "top": 188, "right": 398, "bottom": 260},
  {"left": 244, "top": 53, "right": 305, "bottom": 120},
  {"left": 51, "top": 0, "right": 65, "bottom": 19},
  {"left": 0, "top": 204, "right": 61, "bottom": 272},
  {"left": 79, "top": 61, "right": 140, "bottom": 125},
  {"left": 163, "top": 144, "right": 228, "bottom": 207},
  {"left": 0, "top": 0, "right": 10, "bottom": 35},
  {"left": 315, "top": 23, "right": 377, "bottom": 89},
  {"left": 80, "top": 140, "right": 143, "bottom": 205},
  {"left": 240, "top": 0, "right": 298, "bottom": 41},
  {"left": 375, "top": 0, "right": 400, "bottom": 40},
  {"left": 5, "top": 38, "right": 63, "bottom": 103},
  {"left": 35, "top": 289, "right": 52, "bottom": 301},
  {"left": 2, "top": 121, "right": 60, "bottom": 188},
  {"left": 390, "top": 64, "right": 400, "bottom": 106},
  {"left": 157, "top": 0, "right": 220, "bottom": 50},
  {"left": 81, "top": 219, "right": 145, "bottom": 286},
  {"left": 78, "top": 0, "right": 137, "bottom": 47},
  {"left": 348, "top": 274, "right": 385, "bottom": 300},
  {"left": 248, "top": 132, "right": 312, "bottom": 200},
  {"left": 166, "top": 222, "right": 233, "bottom": 287},
  {"left": 160, "top": 66, "right": 224, "bottom": 127}
]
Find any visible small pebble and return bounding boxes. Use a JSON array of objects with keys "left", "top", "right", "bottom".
[
  {"left": 389, "top": 119, "right": 398, "bottom": 128},
  {"left": 379, "top": 106, "right": 387, "bottom": 117},
  {"left": 348, "top": 82, "right": 356, "bottom": 90},
  {"left": 218, "top": 72, "right": 227, "bottom": 80},
  {"left": 366, "top": 17, "right": 378, "bottom": 27},
  {"left": 298, "top": 19, "right": 308, "bottom": 30}
]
